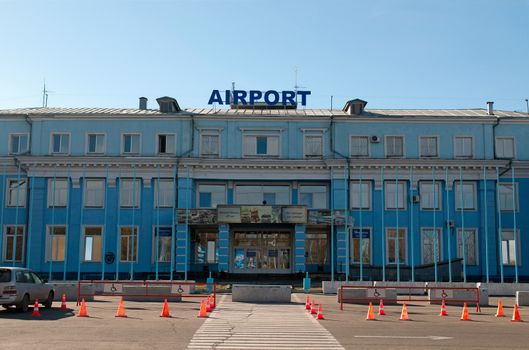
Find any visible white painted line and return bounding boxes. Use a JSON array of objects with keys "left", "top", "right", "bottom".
[{"left": 354, "top": 335, "right": 453, "bottom": 340}]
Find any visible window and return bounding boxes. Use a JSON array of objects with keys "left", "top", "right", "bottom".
[
  {"left": 386, "top": 228, "right": 406, "bottom": 264},
  {"left": 454, "top": 182, "right": 476, "bottom": 210},
  {"left": 454, "top": 136, "right": 473, "bottom": 158},
  {"left": 3, "top": 226, "right": 25, "bottom": 262},
  {"left": 299, "top": 185, "right": 327, "bottom": 209},
  {"left": 120, "top": 226, "right": 138, "bottom": 262},
  {"left": 234, "top": 185, "right": 290, "bottom": 205},
  {"left": 119, "top": 179, "right": 141, "bottom": 208},
  {"left": 47, "top": 226, "right": 66, "bottom": 261},
  {"left": 6, "top": 179, "right": 27, "bottom": 207},
  {"left": 157, "top": 134, "right": 175, "bottom": 155},
  {"left": 305, "top": 231, "right": 328, "bottom": 265},
  {"left": 350, "top": 181, "right": 371, "bottom": 210},
  {"left": 200, "top": 133, "right": 220, "bottom": 157},
  {"left": 457, "top": 229, "right": 478, "bottom": 265},
  {"left": 9, "top": 134, "right": 29, "bottom": 155},
  {"left": 495, "top": 137, "right": 515, "bottom": 159},
  {"left": 47, "top": 178, "right": 69, "bottom": 207},
  {"left": 421, "top": 228, "right": 442, "bottom": 264},
  {"left": 304, "top": 135, "right": 323, "bottom": 158},
  {"left": 154, "top": 179, "right": 174, "bottom": 208},
  {"left": 351, "top": 228, "right": 370, "bottom": 264},
  {"left": 83, "top": 227, "right": 102, "bottom": 262},
  {"left": 87, "top": 134, "right": 105, "bottom": 154},
  {"left": 385, "top": 136, "right": 404, "bottom": 158},
  {"left": 501, "top": 230, "right": 520, "bottom": 265},
  {"left": 51, "top": 133, "right": 70, "bottom": 154},
  {"left": 385, "top": 181, "right": 406, "bottom": 210},
  {"left": 419, "top": 181, "right": 442, "bottom": 210},
  {"left": 122, "top": 134, "right": 140, "bottom": 155},
  {"left": 193, "top": 231, "right": 218, "bottom": 263},
  {"left": 419, "top": 136, "right": 438, "bottom": 157},
  {"left": 198, "top": 184, "right": 226, "bottom": 208},
  {"left": 350, "top": 136, "right": 369, "bottom": 157},
  {"left": 84, "top": 179, "right": 105, "bottom": 208},
  {"left": 243, "top": 134, "right": 279, "bottom": 157},
  {"left": 498, "top": 183, "right": 518, "bottom": 211},
  {"left": 154, "top": 227, "right": 172, "bottom": 262}
]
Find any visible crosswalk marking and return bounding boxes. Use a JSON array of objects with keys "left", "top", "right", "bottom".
[{"left": 187, "top": 295, "right": 344, "bottom": 350}]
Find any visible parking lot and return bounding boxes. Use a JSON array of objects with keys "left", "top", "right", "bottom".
[{"left": 0, "top": 294, "right": 527, "bottom": 349}]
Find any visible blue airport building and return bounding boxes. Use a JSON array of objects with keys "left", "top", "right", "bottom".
[{"left": 0, "top": 96, "right": 528, "bottom": 282}]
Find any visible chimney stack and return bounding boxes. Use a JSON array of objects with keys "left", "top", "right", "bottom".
[
  {"left": 139, "top": 97, "right": 148, "bottom": 110},
  {"left": 486, "top": 101, "right": 494, "bottom": 115}
]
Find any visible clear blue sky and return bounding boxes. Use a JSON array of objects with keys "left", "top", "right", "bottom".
[{"left": 0, "top": 0, "right": 528, "bottom": 111}]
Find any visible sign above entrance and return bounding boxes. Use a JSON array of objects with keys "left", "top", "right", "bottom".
[{"left": 208, "top": 89, "right": 311, "bottom": 106}]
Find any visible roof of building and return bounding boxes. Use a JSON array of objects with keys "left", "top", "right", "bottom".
[{"left": 0, "top": 106, "right": 527, "bottom": 118}]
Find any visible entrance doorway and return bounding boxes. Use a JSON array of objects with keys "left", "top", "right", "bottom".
[{"left": 231, "top": 230, "right": 292, "bottom": 273}]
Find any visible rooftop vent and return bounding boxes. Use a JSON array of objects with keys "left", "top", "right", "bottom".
[
  {"left": 156, "top": 96, "right": 181, "bottom": 113},
  {"left": 343, "top": 99, "right": 368, "bottom": 115},
  {"left": 487, "top": 101, "right": 494, "bottom": 116},
  {"left": 139, "top": 97, "right": 148, "bottom": 110}
]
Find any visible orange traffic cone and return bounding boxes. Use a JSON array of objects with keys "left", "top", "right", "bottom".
[
  {"left": 210, "top": 294, "right": 216, "bottom": 309},
  {"left": 366, "top": 302, "right": 376, "bottom": 320},
  {"left": 305, "top": 295, "right": 311, "bottom": 310},
  {"left": 160, "top": 299, "right": 171, "bottom": 318},
  {"left": 77, "top": 298, "right": 89, "bottom": 317},
  {"left": 460, "top": 303, "right": 470, "bottom": 321},
  {"left": 31, "top": 299, "right": 41, "bottom": 317},
  {"left": 439, "top": 299, "right": 448, "bottom": 317},
  {"left": 197, "top": 299, "right": 207, "bottom": 318},
  {"left": 60, "top": 294, "right": 67, "bottom": 311},
  {"left": 378, "top": 299, "right": 385, "bottom": 316},
  {"left": 115, "top": 297, "right": 127, "bottom": 318},
  {"left": 206, "top": 298, "right": 212, "bottom": 312},
  {"left": 495, "top": 299, "right": 505, "bottom": 317},
  {"left": 511, "top": 304, "right": 522, "bottom": 322},
  {"left": 399, "top": 303, "right": 409, "bottom": 321},
  {"left": 310, "top": 299, "right": 317, "bottom": 315},
  {"left": 316, "top": 305, "right": 325, "bottom": 320}
]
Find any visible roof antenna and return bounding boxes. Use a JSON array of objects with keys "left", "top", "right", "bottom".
[
  {"left": 525, "top": 98, "right": 528, "bottom": 115},
  {"left": 42, "top": 79, "right": 54, "bottom": 107},
  {"left": 294, "top": 67, "right": 307, "bottom": 108}
]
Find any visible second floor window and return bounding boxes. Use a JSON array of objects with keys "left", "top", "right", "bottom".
[
  {"left": 119, "top": 178, "right": 141, "bottom": 208},
  {"left": 385, "top": 181, "right": 406, "bottom": 210},
  {"left": 495, "top": 137, "right": 515, "bottom": 159},
  {"left": 7, "top": 179, "right": 27, "bottom": 207},
  {"left": 419, "top": 136, "right": 438, "bottom": 157},
  {"left": 9, "top": 134, "right": 29, "bottom": 155},
  {"left": 198, "top": 184, "right": 226, "bottom": 208},
  {"left": 47, "top": 178, "right": 68, "bottom": 207},
  {"left": 243, "top": 135, "right": 279, "bottom": 157},
  {"left": 385, "top": 136, "right": 404, "bottom": 158},
  {"left": 51, "top": 133, "right": 70, "bottom": 154},
  {"left": 304, "top": 135, "right": 323, "bottom": 158},
  {"left": 122, "top": 134, "right": 140, "bottom": 155},
  {"left": 350, "top": 181, "right": 371, "bottom": 210},
  {"left": 498, "top": 183, "right": 518, "bottom": 211},
  {"left": 234, "top": 185, "right": 289, "bottom": 205},
  {"left": 419, "top": 181, "right": 442, "bottom": 210},
  {"left": 454, "top": 182, "right": 476, "bottom": 210},
  {"left": 84, "top": 179, "right": 105, "bottom": 208},
  {"left": 299, "top": 185, "right": 327, "bottom": 209},
  {"left": 158, "top": 134, "right": 175, "bottom": 155},
  {"left": 154, "top": 179, "right": 175, "bottom": 208},
  {"left": 87, "top": 134, "right": 105, "bottom": 154}
]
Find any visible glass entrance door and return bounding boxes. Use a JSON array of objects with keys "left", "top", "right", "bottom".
[{"left": 232, "top": 230, "right": 292, "bottom": 273}]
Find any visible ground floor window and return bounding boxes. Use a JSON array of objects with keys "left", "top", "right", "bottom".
[
  {"left": 305, "top": 231, "right": 328, "bottom": 264},
  {"left": 457, "top": 229, "right": 478, "bottom": 265},
  {"left": 3, "top": 225, "right": 25, "bottom": 262},
  {"left": 501, "top": 230, "right": 520, "bottom": 265},
  {"left": 421, "top": 228, "right": 442, "bottom": 264},
  {"left": 232, "top": 231, "right": 291, "bottom": 270},
  {"left": 351, "top": 228, "right": 370, "bottom": 264},
  {"left": 83, "top": 226, "right": 102, "bottom": 262},
  {"left": 47, "top": 226, "right": 66, "bottom": 261},
  {"left": 193, "top": 231, "right": 218, "bottom": 263},
  {"left": 120, "top": 226, "right": 138, "bottom": 262},
  {"left": 154, "top": 226, "right": 173, "bottom": 262},
  {"left": 386, "top": 228, "right": 406, "bottom": 264}
]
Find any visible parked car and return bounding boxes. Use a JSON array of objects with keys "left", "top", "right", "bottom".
[{"left": 0, "top": 267, "right": 54, "bottom": 312}]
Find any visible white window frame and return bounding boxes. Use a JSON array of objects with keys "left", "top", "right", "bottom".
[
  {"left": 233, "top": 183, "right": 291, "bottom": 205},
  {"left": 8, "top": 133, "right": 30, "bottom": 155},
  {"left": 49, "top": 132, "right": 71, "bottom": 155},
  {"left": 6, "top": 178, "right": 27, "bottom": 208},
  {"left": 303, "top": 134, "right": 323, "bottom": 158},
  {"left": 45, "top": 225, "right": 67, "bottom": 262},
  {"left": 152, "top": 226, "right": 173, "bottom": 263},
  {"left": 384, "top": 135, "right": 405, "bottom": 158},
  {"left": 119, "top": 178, "right": 141, "bottom": 208},
  {"left": 420, "top": 227, "right": 443, "bottom": 264},
  {"left": 350, "top": 181, "right": 371, "bottom": 210},
  {"left": 298, "top": 184, "right": 328, "bottom": 209},
  {"left": 3, "top": 225, "right": 26, "bottom": 262},
  {"left": 418, "top": 135, "right": 439, "bottom": 158},
  {"left": 453, "top": 135, "right": 474, "bottom": 159},
  {"left": 384, "top": 181, "right": 407, "bottom": 210},
  {"left": 385, "top": 227, "right": 408, "bottom": 264},
  {"left": 154, "top": 178, "right": 175, "bottom": 208},
  {"left": 456, "top": 228, "right": 479, "bottom": 266},
  {"left": 349, "top": 135, "right": 370, "bottom": 158},
  {"left": 85, "top": 133, "right": 106, "bottom": 155},
  {"left": 454, "top": 181, "right": 477, "bottom": 211},
  {"left": 84, "top": 178, "right": 105, "bottom": 208},
  {"left": 47, "top": 178, "right": 69, "bottom": 208},
  {"left": 156, "top": 133, "right": 176, "bottom": 155},
  {"left": 419, "top": 181, "right": 442, "bottom": 210},
  {"left": 197, "top": 183, "right": 227, "bottom": 208},
  {"left": 495, "top": 136, "right": 516, "bottom": 159},
  {"left": 200, "top": 131, "right": 221, "bottom": 157},
  {"left": 500, "top": 229, "right": 521, "bottom": 266},
  {"left": 242, "top": 130, "right": 281, "bottom": 158},
  {"left": 82, "top": 226, "right": 103, "bottom": 262},
  {"left": 121, "top": 133, "right": 141, "bottom": 155},
  {"left": 498, "top": 182, "right": 519, "bottom": 212},
  {"left": 350, "top": 227, "right": 372, "bottom": 264}
]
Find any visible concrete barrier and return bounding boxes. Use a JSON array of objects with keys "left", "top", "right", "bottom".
[
  {"left": 49, "top": 282, "right": 95, "bottom": 301},
  {"left": 122, "top": 285, "right": 182, "bottom": 302},
  {"left": 373, "top": 281, "right": 426, "bottom": 295},
  {"left": 477, "top": 283, "right": 529, "bottom": 296},
  {"left": 322, "top": 281, "right": 373, "bottom": 294},
  {"left": 338, "top": 287, "right": 398, "bottom": 305},
  {"left": 232, "top": 284, "right": 291, "bottom": 303},
  {"left": 516, "top": 291, "right": 529, "bottom": 306},
  {"left": 428, "top": 287, "right": 488, "bottom": 306}
]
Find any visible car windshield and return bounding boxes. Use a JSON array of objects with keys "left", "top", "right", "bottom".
[{"left": 0, "top": 269, "right": 11, "bottom": 283}]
